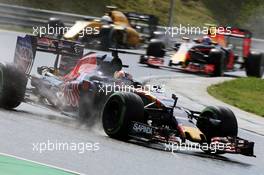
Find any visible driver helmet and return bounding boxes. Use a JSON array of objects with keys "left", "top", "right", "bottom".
[
  {"left": 114, "top": 70, "right": 126, "bottom": 79},
  {"left": 101, "top": 15, "right": 112, "bottom": 23},
  {"left": 114, "top": 70, "right": 133, "bottom": 80},
  {"left": 202, "top": 36, "right": 212, "bottom": 45}
]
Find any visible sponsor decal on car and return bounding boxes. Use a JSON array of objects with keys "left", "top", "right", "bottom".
[{"left": 132, "top": 122, "right": 153, "bottom": 135}]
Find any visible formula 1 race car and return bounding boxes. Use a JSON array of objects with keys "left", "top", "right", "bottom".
[
  {"left": 62, "top": 6, "right": 158, "bottom": 50},
  {"left": 140, "top": 27, "right": 264, "bottom": 77},
  {"left": 0, "top": 35, "right": 135, "bottom": 118},
  {"left": 124, "top": 12, "right": 159, "bottom": 42},
  {"left": 0, "top": 35, "right": 255, "bottom": 157},
  {"left": 102, "top": 88, "right": 255, "bottom": 157}
]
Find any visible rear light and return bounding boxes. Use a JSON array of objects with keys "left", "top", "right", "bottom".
[{"left": 186, "top": 52, "right": 191, "bottom": 60}]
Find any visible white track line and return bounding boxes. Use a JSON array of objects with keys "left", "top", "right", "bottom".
[{"left": 0, "top": 152, "right": 84, "bottom": 175}]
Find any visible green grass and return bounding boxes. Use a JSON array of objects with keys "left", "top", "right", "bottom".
[
  {"left": 208, "top": 78, "right": 264, "bottom": 117},
  {"left": 0, "top": 0, "right": 109, "bottom": 17},
  {"left": 0, "top": 0, "right": 263, "bottom": 37},
  {"left": 1, "top": 0, "right": 263, "bottom": 27}
]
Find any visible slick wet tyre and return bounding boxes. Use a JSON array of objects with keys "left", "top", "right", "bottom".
[
  {"left": 197, "top": 106, "right": 238, "bottom": 142},
  {"left": 0, "top": 64, "right": 27, "bottom": 109},
  {"left": 102, "top": 92, "right": 144, "bottom": 140},
  {"left": 146, "top": 40, "right": 165, "bottom": 58},
  {"left": 209, "top": 49, "right": 225, "bottom": 77},
  {"left": 245, "top": 52, "right": 264, "bottom": 78}
]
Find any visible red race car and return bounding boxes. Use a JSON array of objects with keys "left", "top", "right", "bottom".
[{"left": 141, "top": 27, "right": 264, "bottom": 77}]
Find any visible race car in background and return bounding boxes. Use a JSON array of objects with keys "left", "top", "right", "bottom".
[
  {"left": 124, "top": 12, "right": 159, "bottom": 42},
  {"left": 60, "top": 6, "right": 158, "bottom": 50},
  {"left": 140, "top": 27, "right": 264, "bottom": 78},
  {"left": 0, "top": 35, "right": 255, "bottom": 157}
]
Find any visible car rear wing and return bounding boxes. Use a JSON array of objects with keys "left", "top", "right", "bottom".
[
  {"left": 208, "top": 27, "right": 252, "bottom": 58},
  {"left": 125, "top": 12, "right": 159, "bottom": 40},
  {"left": 13, "top": 35, "right": 84, "bottom": 74},
  {"left": 209, "top": 27, "right": 252, "bottom": 38}
]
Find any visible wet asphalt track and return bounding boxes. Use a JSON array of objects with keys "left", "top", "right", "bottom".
[{"left": 0, "top": 30, "right": 263, "bottom": 175}]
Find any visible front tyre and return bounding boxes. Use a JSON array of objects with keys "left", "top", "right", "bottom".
[
  {"left": 197, "top": 106, "right": 238, "bottom": 141},
  {"left": 209, "top": 49, "right": 225, "bottom": 77},
  {"left": 146, "top": 40, "right": 165, "bottom": 58},
  {"left": 139, "top": 55, "right": 147, "bottom": 64},
  {"left": 102, "top": 92, "right": 144, "bottom": 140}
]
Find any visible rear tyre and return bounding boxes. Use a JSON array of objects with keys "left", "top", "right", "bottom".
[
  {"left": 109, "top": 29, "right": 124, "bottom": 48},
  {"left": 146, "top": 40, "right": 165, "bottom": 57},
  {"left": 102, "top": 92, "right": 144, "bottom": 140},
  {"left": 197, "top": 106, "right": 238, "bottom": 142},
  {"left": 168, "top": 60, "right": 173, "bottom": 67},
  {"left": 100, "top": 28, "right": 124, "bottom": 50},
  {"left": 209, "top": 49, "right": 225, "bottom": 77},
  {"left": 47, "top": 18, "right": 65, "bottom": 39},
  {"left": 0, "top": 64, "right": 27, "bottom": 109},
  {"left": 245, "top": 52, "right": 264, "bottom": 78},
  {"left": 139, "top": 55, "right": 147, "bottom": 64},
  {"left": 99, "top": 27, "right": 112, "bottom": 51}
]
